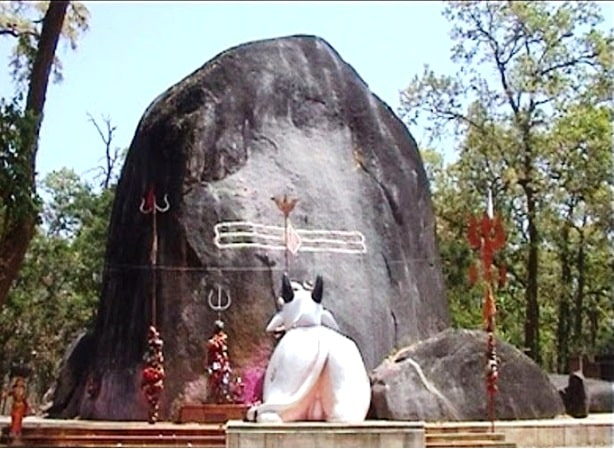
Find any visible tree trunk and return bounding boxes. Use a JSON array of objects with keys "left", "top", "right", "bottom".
[
  {"left": 588, "top": 302, "right": 598, "bottom": 350},
  {"left": 520, "top": 130, "right": 540, "bottom": 364},
  {"left": 26, "top": 1, "right": 70, "bottom": 110},
  {"left": 0, "top": 1, "right": 69, "bottom": 308},
  {"left": 556, "top": 225, "right": 572, "bottom": 373},
  {"left": 573, "top": 220, "right": 587, "bottom": 348},
  {"left": 524, "top": 188, "right": 540, "bottom": 363}
]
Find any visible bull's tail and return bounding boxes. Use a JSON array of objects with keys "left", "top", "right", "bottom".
[{"left": 254, "top": 338, "right": 329, "bottom": 419}]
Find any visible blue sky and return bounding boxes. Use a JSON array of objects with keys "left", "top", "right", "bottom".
[
  {"left": 1, "top": 1, "right": 612, "bottom": 185},
  {"left": 1, "top": 1, "right": 454, "bottom": 184}
]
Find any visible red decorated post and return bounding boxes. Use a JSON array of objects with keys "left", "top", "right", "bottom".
[
  {"left": 467, "top": 190, "right": 506, "bottom": 432},
  {"left": 139, "top": 185, "right": 170, "bottom": 423},
  {"left": 205, "top": 286, "right": 244, "bottom": 404}
]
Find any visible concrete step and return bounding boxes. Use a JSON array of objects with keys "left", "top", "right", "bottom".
[
  {"left": 22, "top": 426, "right": 225, "bottom": 437},
  {"left": 427, "top": 441, "right": 516, "bottom": 448},
  {"left": 425, "top": 426, "right": 516, "bottom": 448},
  {"left": 426, "top": 425, "right": 493, "bottom": 433},
  {"left": 20, "top": 435, "right": 225, "bottom": 448},
  {"left": 427, "top": 431, "right": 507, "bottom": 442},
  {"left": 2, "top": 424, "right": 226, "bottom": 448}
]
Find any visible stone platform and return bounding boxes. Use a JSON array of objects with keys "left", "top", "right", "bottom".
[
  {"left": 226, "top": 414, "right": 613, "bottom": 448},
  {"left": 0, "top": 413, "right": 611, "bottom": 447},
  {"left": 226, "top": 420, "right": 425, "bottom": 447},
  {"left": 425, "top": 413, "right": 613, "bottom": 448},
  {"left": 471, "top": 413, "right": 613, "bottom": 448}
]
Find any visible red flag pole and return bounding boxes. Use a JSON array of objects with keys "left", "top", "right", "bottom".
[
  {"left": 272, "top": 194, "right": 298, "bottom": 273},
  {"left": 467, "top": 189, "right": 505, "bottom": 433}
]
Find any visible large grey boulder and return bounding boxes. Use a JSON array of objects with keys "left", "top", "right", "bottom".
[
  {"left": 370, "top": 329, "right": 565, "bottom": 421},
  {"left": 48, "top": 34, "right": 448, "bottom": 420},
  {"left": 584, "top": 377, "right": 614, "bottom": 413}
]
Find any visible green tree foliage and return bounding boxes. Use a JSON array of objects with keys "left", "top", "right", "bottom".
[
  {"left": 402, "top": 1, "right": 613, "bottom": 368},
  {"left": 1, "top": 1, "right": 89, "bottom": 89},
  {"left": 0, "top": 165, "right": 119, "bottom": 408},
  {"left": 0, "top": 97, "right": 37, "bottom": 231},
  {"left": 541, "top": 103, "right": 613, "bottom": 371},
  {"left": 0, "top": 1, "right": 89, "bottom": 309},
  {"left": 0, "top": 108, "right": 124, "bottom": 407}
]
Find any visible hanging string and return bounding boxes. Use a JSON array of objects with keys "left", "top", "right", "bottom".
[{"left": 102, "top": 256, "right": 442, "bottom": 274}]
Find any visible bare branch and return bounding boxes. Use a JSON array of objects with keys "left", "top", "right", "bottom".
[
  {"left": 467, "top": 4, "right": 522, "bottom": 118},
  {"left": 0, "top": 28, "right": 38, "bottom": 38},
  {"left": 538, "top": 52, "right": 601, "bottom": 78},
  {"left": 500, "top": 24, "right": 525, "bottom": 65},
  {"left": 88, "top": 113, "right": 119, "bottom": 189},
  {"left": 0, "top": 28, "right": 19, "bottom": 37},
  {"left": 433, "top": 107, "right": 511, "bottom": 167},
  {"left": 536, "top": 32, "right": 572, "bottom": 69},
  {"left": 87, "top": 113, "right": 115, "bottom": 147}
]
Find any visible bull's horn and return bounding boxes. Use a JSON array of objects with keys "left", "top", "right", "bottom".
[
  {"left": 281, "top": 273, "right": 294, "bottom": 303},
  {"left": 311, "top": 275, "right": 323, "bottom": 303}
]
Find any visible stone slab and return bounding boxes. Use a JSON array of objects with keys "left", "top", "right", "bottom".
[
  {"left": 226, "top": 420, "right": 426, "bottom": 448},
  {"left": 425, "top": 414, "right": 614, "bottom": 448},
  {"left": 0, "top": 413, "right": 611, "bottom": 447},
  {"left": 177, "top": 404, "right": 249, "bottom": 423}
]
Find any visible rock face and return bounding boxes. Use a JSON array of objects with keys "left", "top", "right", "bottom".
[
  {"left": 370, "top": 329, "right": 565, "bottom": 421},
  {"left": 48, "top": 35, "right": 448, "bottom": 420},
  {"left": 583, "top": 377, "right": 614, "bottom": 413}
]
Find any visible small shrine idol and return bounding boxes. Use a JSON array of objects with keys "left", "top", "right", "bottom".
[{"left": 2, "top": 376, "right": 29, "bottom": 442}]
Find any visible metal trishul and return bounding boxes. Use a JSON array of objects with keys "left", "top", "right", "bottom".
[
  {"left": 139, "top": 185, "right": 170, "bottom": 214},
  {"left": 139, "top": 184, "right": 170, "bottom": 328}
]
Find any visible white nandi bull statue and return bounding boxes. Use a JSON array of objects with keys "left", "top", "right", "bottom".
[{"left": 246, "top": 273, "right": 371, "bottom": 422}]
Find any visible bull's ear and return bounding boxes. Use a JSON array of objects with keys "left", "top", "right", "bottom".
[
  {"left": 311, "top": 275, "right": 323, "bottom": 303},
  {"left": 281, "top": 273, "right": 294, "bottom": 303}
]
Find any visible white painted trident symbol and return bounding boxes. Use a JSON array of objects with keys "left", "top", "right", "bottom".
[{"left": 207, "top": 285, "right": 232, "bottom": 321}]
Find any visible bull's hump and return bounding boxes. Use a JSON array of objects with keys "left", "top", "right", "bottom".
[{"left": 293, "top": 315, "right": 321, "bottom": 328}]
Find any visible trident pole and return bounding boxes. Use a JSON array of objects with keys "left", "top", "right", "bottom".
[
  {"left": 284, "top": 214, "right": 288, "bottom": 272},
  {"left": 140, "top": 186, "right": 170, "bottom": 326},
  {"left": 467, "top": 189, "right": 506, "bottom": 433},
  {"left": 151, "top": 201, "right": 158, "bottom": 326},
  {"left": 139, "top": 185, "right": 170, "bottom": 424},
  {"left": 272, "top": 194, "right": 298, "bottom": 273}
]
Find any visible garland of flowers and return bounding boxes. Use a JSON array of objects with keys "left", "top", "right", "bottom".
[
  {"left": 205, "top": 320, "right": 244, "bottom": 404},
  {"left": 141, "top": 325, "right": 165, "bottom": 423}
]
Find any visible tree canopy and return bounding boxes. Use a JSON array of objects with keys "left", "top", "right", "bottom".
[
  {"left": 400, "top": 0, "right": 613, "bottom": 367},
  {"left": 0, "top": 112, "right": 124, "bottom": 409},
  {"left": 0, "top": 1, "right": 89, "bottom": 309}
]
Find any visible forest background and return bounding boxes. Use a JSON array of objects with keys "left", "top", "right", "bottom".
[{"left": 0, "top": 1, "right": 612, "bottom": 408}]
